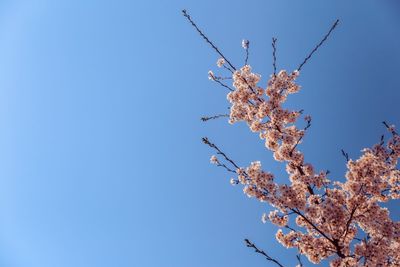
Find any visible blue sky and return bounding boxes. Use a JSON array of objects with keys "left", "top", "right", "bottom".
[{"left": 0, "top": 1, "right": 399, "bottom": 266}]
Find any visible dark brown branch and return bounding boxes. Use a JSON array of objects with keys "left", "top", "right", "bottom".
[
  {"left": 201, "top": 114, "right": 230, "bottom": 122},
  {"left": 182, "top": 10, "right": 237, "bottom": 71},
  {"left": 215, "top": 79, "right": 234, "bottom": 91},
  {"left": 341, "top": 187, "right": 364, "bottom": 242},
  {"left": 236, "top": 75, "right": 265, "bottom": 105},
  {"left": 383, "top": 121, "right": 398, "bottom": 135},
  {"left": 342, "top": 204, "right": 359, "bottom": 240},
  {"left": 222, "top": 64, "right": 234, "bottom": 74},
  {"left": 272, "top": 37, "right": 277, "bottom": 76},
  {"left": 183, "top": 9, "right": 264, "bottom": 107},
  {"left": 209, "top": 74, "right": 234, "bottom": 91},
  {"left": 285, "top": 224, "right": 297, "bottom": 232},
  {"left": 244, "top": 239, "right": 285, "bottom": 267},
  {"left": 382, "top": 122, "right": 399, "bottom": 162},
  {"left": 380, "top": 134, "right": 385, "bottom": 146},
  {"left": 215, "top": 162, "right": 237, "bottom": 174},
  {"left": 289, "top": 117, "right": 314, "bottom": 195},
  {"left": 341, "top": 149, "right": 349, "bottom": 162},
  {"left": 213, "top": 75, "right": 232, "bottom": 80},
  {"left": 296, "top": 254, "right": 303, "bottom": 267},
  {"left": 290, "top": 117, "right": 312, "bottom": 156},
  {"left": 202, "top": 137, "right": 241, "bottom": 170},
  {"left": 292, "top": 209, "right": 345, "bottom": 258},
  {"left": 297, "top": 19, "right": 339, "bottom": 72}
]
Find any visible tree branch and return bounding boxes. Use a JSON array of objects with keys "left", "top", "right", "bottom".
[
  {"left": 272, "top": 37, "right": 277, "bottom": 76},
  {"left": 292, "top": 209, "right": 346, "bottom": 258},
  {"left": 341, "top": 149, "right": 349, "bottom": 162},
  {"left": 208, "top": 72, "right": 235, "bottom": 91},
  {"left": 182, "top": 10, "right": 237, "bottom": 71},
  {"left": 290, "top": 116, "right": 312, "bottom": 156},
  {"left": 297, "top": 19, "right": 339, "bottom": 71},
  {"left": 244, "top": 239, "right": 285, "bottom": 267},
  {"left": 201, "top": 114, "right": 229, "bottom": 122},
  {"left": 296, "top": 254, "right": 303, "bottom": 267},
  {"left": 202, "top": 137, "right": 241, "bottom": 170}
]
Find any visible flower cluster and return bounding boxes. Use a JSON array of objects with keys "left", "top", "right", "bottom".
[
  {"left": 208, "top": 60, "right": 400, "bottom": 266},
  {"left": 210, "top": 155, "right": 219, "bottom": 164},
  {"left": 216, "top": 58, "right": 225, "bottom": 68}
]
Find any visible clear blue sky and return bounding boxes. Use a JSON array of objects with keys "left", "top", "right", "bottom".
[{"left": 0, "top": 1, "right": 399, "bottom": 266}]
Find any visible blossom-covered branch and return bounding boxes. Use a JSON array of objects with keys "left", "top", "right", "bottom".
[{"left": 184, "top": 9, "right": 400, "bottom": 267}]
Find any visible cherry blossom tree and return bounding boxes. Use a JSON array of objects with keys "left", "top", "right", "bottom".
[{"left": 183, "top": 10, "right": 400, "bottom": 267}]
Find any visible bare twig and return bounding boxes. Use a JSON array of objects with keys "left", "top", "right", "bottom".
[
  {"left": 296, "top": 254, "right": 304, "bottom": 267},
  {"left": 182, "top": 9, "right": 237, "bottom": 71},
  {"left": 341, "top": 149, "right": 349, "bottom": 162},
  {"left": 210, "top": 77, "right": 234, "bottom": 92},
  {"left": 297, "top": 19, "right": 339, "bottom": 72},
  {"left": 202, "top": 137, "right": 241, "bottom": 170},
  {"left": 213, "top": 76, "right": 232, "bottom": 80},
  {"left": 383, "top": 121, "right": 398, "bottom": 135},
  {"left": 285, "top": 225, "right": 297, "bottom": 232},
  {"left": 201, "top": 114, "right": 229, "bottom": 122},
  {"left": 215, "top": 161, "right": 237, "bottom": 174},
  {"left": 244, "top": 239, "right": 285, "bottom": 267},
  {"left": 272, "top": 37, "right": 277, "bottom": 76},
  {"left": 182, "top": 10, "right": 263, "bottom": 105},
  {"left": 222, "top": 64, "right": 234, "bottom": 74},
  {"left": 379, "top": 134, "right": 385, "bottom": 146}
]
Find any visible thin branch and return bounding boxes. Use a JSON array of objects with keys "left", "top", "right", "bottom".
[
  {"left": 285, "top": 224, "right": 298, "bottom": 232},
  {"left": 383, "top": 121, "right": 398, "bottom": 135},
  {"left": 272, "top": 37, "right": 277, "bottom": 76},
  {"left": 297, "top": 19, "right": 339, "bottom": 72},
  {"left": 342, "top": 204, "right": 359, "bottom": 240},
  {"left": 183, "top": 9, "right": 264, "bottom": 107},
  {"left": 215, "top": 162, "right": 237, "bottom": 174},
  {"left": 341, "top": 149, "right": 349, "bottom": 162},
  {"left": 296, "top": 254, "right": 304, "bottom": 267},
  {"left": 202, "top": 137, "right": 241, "bottom": 170},
  {"left": 181, "top": 16, "right": 260, "bottom": 104},
  {"left": 201, "top": 114, "right": 229, "bottom": 122},
  {"left": 376, "top": 134, "right": 385, "bottom": 148},
  {"left": 212, "top": 78, "right": 234, "bottom": 91},
  {"left": 222, "top": 64, "right": 234, "bottom": 74},
  {"left": 290, "top": 116, "right": 312, "bottom": 156},
  {"left": 382, "top": 121, "right": 399, "bottom": 162},
  {"left": 292, "top": 208, "right": 346, "bottom": 258},
  {"left": 214, "top": 76, "right": 232, "bottom": 80},
  {"left": 182, "top": 9, "right": 236, "bottom": 71},
  {"left": 244, "top": 239, "right": 285, "bottom": 267}
]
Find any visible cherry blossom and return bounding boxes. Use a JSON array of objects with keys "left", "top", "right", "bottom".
[{"left": 209, "top": 62, "right": 400, "bottom": 266}]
